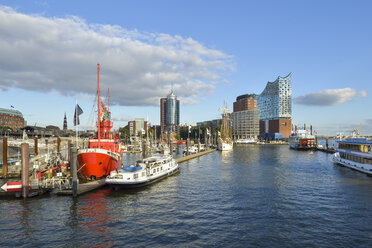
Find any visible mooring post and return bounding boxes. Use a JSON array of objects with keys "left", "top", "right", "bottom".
[
  {"left": 142, "top": 139, "right": 146, "bottom": 158},
  {"left": 57, "top": 136, "right": 61, "bottom": 156},
  {"left": 186, "top": 138, "right": 190, "bottom": 156},
  {"left": 198, "top": 138, "right": 200, "bottom": 153},
  {"left": 68, "top": 140, "right": 72, "bottom": 162},
  {"left": 71, "top": 147, "right": 78, "bottom": 197},
  {"left": 170, "top": 138, "right": 173, "bottom": 156},
  {"left": 3, "top": 137, "right": 8, "bottom": 178},
  {"left": 34, "top": 137, "right": 38, "bottom": 157},
  {"left": 21, "top": 143, "right": 30, "bottom": 198}
]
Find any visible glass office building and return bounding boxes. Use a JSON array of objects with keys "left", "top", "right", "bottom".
[
  {"left": 231, "top": 109, "right": 260, "bottom": 139},
  {"left": 166, "top": 90, "right": 180, "bottom": 127}
]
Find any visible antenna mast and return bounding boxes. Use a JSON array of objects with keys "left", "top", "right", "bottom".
[{"left": 97, "top": 64, "right": 101, "bottom": 147}]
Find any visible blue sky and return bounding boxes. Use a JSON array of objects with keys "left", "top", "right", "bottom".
[{"left": 0, "top": 0, "right": 371, "bottom": 135}]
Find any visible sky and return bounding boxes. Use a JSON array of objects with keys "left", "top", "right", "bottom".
[{"left": 0, "top": 0, "right": 371, "bottom": 135}]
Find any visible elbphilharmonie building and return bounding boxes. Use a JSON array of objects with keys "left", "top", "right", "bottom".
[{"left": 257, "top": 73, "right": 292, "bottom": 138}]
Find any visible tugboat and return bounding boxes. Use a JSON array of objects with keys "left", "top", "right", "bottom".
[
  {"left": 289, "top": 130, "right": 316, "bottom": 150},
  {"left": 77, "top": 64, "right": 122, "bottom": 180},
  {"left": 105, "top": 154, "right": 179, "bottom": 189}
]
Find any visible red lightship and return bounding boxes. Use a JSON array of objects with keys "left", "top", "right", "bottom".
[{"left": 77, "top": 64, "right": 122, "bottom": 180}]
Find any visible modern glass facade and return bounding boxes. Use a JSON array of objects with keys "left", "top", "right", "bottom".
[
  {"left": 258, "top": 73, "right": 292, "bottom": 121},
  {"left": 231, "top": 109, "right": 260, "bottom": 139},
  {"left": 166, "top": 91, "right": 180, "bottom": 126}
]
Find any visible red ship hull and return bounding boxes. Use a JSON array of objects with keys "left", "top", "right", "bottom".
[{"left": 77, "top": 149, "right": 121, "bottom": 180}]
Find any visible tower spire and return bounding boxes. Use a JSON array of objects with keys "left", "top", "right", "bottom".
[{"left": 63, "top": 112, "right": 67, "bottom": 131}]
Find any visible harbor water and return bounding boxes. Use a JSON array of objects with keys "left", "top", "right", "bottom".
[{"left": 1, "top": 145, "right": 372, "bottom": 247}]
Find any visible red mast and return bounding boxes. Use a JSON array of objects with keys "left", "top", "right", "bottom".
[
  {"left": 108, "top": 88, "right": 110, "bottom": 111},
  {"left": 97, "top": 64, "right": 101, "bottom": 147}
]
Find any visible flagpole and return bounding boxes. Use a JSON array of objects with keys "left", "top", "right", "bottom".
[{"left": 76, "top": 100, "right": 78, "bottom": 148}]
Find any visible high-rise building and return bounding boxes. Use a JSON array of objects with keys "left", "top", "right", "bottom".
[
  {"left": 160, "top": 90, "right": 180, "bottom": 134},
  {"left": 160, "top": 98, "right": 167, "bottom": 134},
  {"left": 231, "top": 94, "right": 260, "bottom": 139},
  {"left": 0, "top": 108, "right": 25, "bottom": 131},
  {"left": 257, "top": 73, "right": 292, "bottom": 138},
  {"left": 63, "top": 112, "right": 67, "bottom": 131},
  {"left": 166, "top": 90, "right": 180, "bottom": 126}
]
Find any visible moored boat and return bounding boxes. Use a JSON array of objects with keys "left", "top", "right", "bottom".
[
  {"left": 333, "top": 138, "right": 372, "bottom": 175},
  {"left": 105, "top": 154, "right": 179, "bottom": 189},
  {"left": 235, "top": 137, "right": 256, "bottom": 144},
  {"left": 289, "top": 130, "right": 316, "bottom": 150},
  {"left": 77, "top": 64, "right": 122, "bottom": 180}
]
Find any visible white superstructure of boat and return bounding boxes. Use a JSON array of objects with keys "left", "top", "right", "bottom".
[
  {"left": 235, "top": 137, "right": 256, "bottom": 144},
  {"left": 333, "top": 138, "right": 372, "bottom": 175},
  {"left": 106, "top": 154, "right": 179, "bottom": 189}
]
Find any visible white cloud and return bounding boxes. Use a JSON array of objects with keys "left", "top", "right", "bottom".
[
  {"left": 111, "top": 116, "right": 133, "bottom": 122},
  {"left": 0, "top": 6, "right": 233, "bottom": 106},
  {"left": 358, "top": 90, "right": 368, "bottom": 98},
  {"left": 293, "top": 88, "right": 367, "bottom": 106}
]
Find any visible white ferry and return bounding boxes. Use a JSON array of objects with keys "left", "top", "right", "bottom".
[
  {"left": 333, "top": 138, "right": 372, "bottom": 175},
  {"left": 106, "top": 154, "right": 179, "bottom": 189}
]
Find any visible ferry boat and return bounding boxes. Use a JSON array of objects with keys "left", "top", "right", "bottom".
[
  {"left": 77, "top": 64, "right": 122, "bottom": 180},
  {"left": 289, "top": 130, "right": 316, "bottom": 150},
  {"left": 105, "top": 154, "right": 179, "bottom": 189},
  {"left": 333, "top": 138, "right": 372, "bottom": 175}
]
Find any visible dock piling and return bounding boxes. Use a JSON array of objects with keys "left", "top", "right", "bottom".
[
  {"left": 3, "top": 137, "right": 8, "bottom": 178},
  {"left": 34, "top": 137, "right": 38, "bottom": 157},
  {"left": 21, "top": 143, "right": 30, "bottom": 198},
  {"left": 170, "top": 138, "right": 173, "bottom": 156},
  {"left": 71, "top": 147, "right": 78, "bottom": 197},
  {"left": 57, "top": 136, "right": 61, "bottom": 156},
  {"left": 186, "top": 138, "right": 190, "bottom": 156}
]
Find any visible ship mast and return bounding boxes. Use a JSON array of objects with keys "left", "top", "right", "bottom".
[{"left": 97, "top": 64, "right": 101, "bottom": 147}]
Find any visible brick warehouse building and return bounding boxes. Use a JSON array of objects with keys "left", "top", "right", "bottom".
[{"left": 0, "top": 108, "right": 25, "bottom": 132}]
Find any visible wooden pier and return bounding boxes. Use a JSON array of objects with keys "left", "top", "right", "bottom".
[{"left": 176, "top": 149, "right": 216, "bottom": 163}]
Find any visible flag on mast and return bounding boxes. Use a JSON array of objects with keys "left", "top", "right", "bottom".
[{"left": 73, "top": 104, "right": 84, "bottom": 126}]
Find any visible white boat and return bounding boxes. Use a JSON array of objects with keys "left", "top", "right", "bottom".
[
  {"left": 218, "top": 138, "right": 233, "bottom": 151},
  {"left": 218, "top": 101, "right": 233, "bottom": 151},
  {"left": 105, "top": 154, "right": 179, "bottom": 189},
  {"left": 183, "top": 145, "right": 198, "bottom": 155},
  {"left": 333, "top": 138, "right": 372, "bottom": 175},
  {"left": 235, "top": 137, "right": 256, "bottom": 144}
]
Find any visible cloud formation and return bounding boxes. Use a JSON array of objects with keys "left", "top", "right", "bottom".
[
  {"left": 293, "top": 88, "right": 367, "bottom": 106},
  {"left": 0, "top": 6, "right": 233, "bottom": 106}
]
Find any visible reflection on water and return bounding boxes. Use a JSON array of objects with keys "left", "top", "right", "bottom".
[{"left": 1, "top": 145, "right": 372, "bottom": 247}]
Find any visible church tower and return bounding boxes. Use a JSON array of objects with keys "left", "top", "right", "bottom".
[{"left": 63, "top": 112, "right": 67, "bottom": 131}]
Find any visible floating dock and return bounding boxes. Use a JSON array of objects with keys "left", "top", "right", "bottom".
[{"left": 56, "top": 179, "right": 106, "bottom": 196}]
